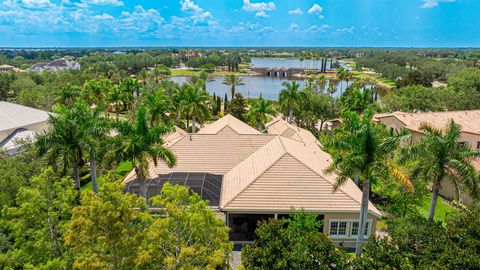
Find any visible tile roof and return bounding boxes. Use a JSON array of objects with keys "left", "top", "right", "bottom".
[
  {"left": 124, "top": 114, "right": 381, "bottom": 216},
  {"left": 375, "top": 110, "right": 480, "bottom": 135},
  {"left": 0, "top": 101, "right": 50, "bottom": 132},
  {"left": 220, "top": 136, "right": 380, "bottom": 215},
  {"left": 197, "top": 114, "right": 261, "bottom": 135},
  {"left": 266, "top": 118, "right": 321, "bottom": 147}
]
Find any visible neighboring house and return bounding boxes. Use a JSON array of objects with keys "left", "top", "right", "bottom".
[
  {"left": 0, "top": 64, "right": 22, "bottom": 73},
  {"left": 29, "top": 58, "right": 81, "bottom": 73},
  {"left": 374, "top": 110, "right": 480, "bottom": 203},
  {"left": 124, "top": 114, "right": 381, "bottom": 248},
  {"left": 0, "top": 101, "right": 50, "bottom": 155}
]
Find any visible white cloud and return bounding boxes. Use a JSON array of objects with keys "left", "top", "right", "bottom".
[
  {"left": 180, "top": 0, "right": 202, "bottom": 13},
  {"left": 307, "top": 3, "right": 324, "bottom": 19},
  {"left": 191, "top": 11, "right": 212, "bottom": 24},
  {"left": 20, "top": 0, "right": 53, "bottom": 8},
  {"left": 242, "top": 0, "right": 275, "bottom": 12},
  {"left": 335, "top": 26, "right": 355, "bottom": 34},
  {"left": 288, "top": 8, "right": 303, "bottom": 15},
  {"left": 93, "top": 13, "right": 114, "bottom": 20},
  {"left": 287, "top": 23, "right": 299, "bottom": 30},
  {"left": 81, "top": 0, "right": 124, "bottom": 6},
  {"left": 255, "top": 11, "right": 269, "bottom": 17},
  {"left": 421, "top": 0, "right": 455, "bottom": 9},
  {"left": 307, "top": 24, "right": 329, "bottom": 32}
]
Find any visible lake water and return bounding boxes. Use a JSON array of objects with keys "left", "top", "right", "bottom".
[
  {"left": 170, "top": 59, "right": 358, "bottom": 100},
  {"left": 169, "top": 76, "right": 356, "bottom": 101}
]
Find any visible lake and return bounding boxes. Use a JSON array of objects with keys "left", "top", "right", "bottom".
[
  {"left": 169, "top": 76, "right": 356, "bottom": 101},
  {"left": 169, "top": 58, "right": 358, "bottom": 100}
]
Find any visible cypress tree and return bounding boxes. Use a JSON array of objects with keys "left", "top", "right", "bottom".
[{"left": 224, "top": 93, "right": 229, "bottom": 113}]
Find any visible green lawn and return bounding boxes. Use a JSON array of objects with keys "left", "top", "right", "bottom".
[
  {"left": 417, "top": 196, "right": 454, "bottom": 223},
  {"left": 81, "top": 161, "right": 133, "bottom": 192}
]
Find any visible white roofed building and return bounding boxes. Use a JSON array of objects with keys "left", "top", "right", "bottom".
[{"left": 0, "top": 101, "right": 50, "bottom": 155}]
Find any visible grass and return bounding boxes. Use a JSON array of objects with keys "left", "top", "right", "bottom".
[
  {"left": 81, "top": 161, "right": 133, "bottom": 191},
  {"left": 417, "top": 196, "right": 453, "bottom": 223}
]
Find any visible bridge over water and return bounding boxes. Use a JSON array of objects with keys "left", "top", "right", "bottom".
[{"left": 252, "top": 67, "right": 305, "bottom": 77}]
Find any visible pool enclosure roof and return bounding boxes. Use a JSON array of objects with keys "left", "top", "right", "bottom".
[{"left": 126, "top": 172, "right": 223, "bottom": 206}]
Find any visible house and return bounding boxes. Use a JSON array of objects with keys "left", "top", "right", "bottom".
[
  {"left": 0, "top": 64, "right": 22, "bottom": 73},
  {"left": 123, "top": 114, "right": 381, "bottom": 248},
  {"left": 0, "top": 101, "right": 50, "bottom": 155},
  {"left": 29, "top": 58, "right": 81, "bottom": 73},
  {"left": 374, "top": 110, "right": 480, "bottom": 203}
]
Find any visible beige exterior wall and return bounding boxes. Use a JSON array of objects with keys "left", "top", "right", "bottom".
[
  {"left": 377, "top": 116, "right": 406, "bottom": 132},
  {"left": 379, "top": 116, "right": 480, "bottom": 205},
  {"left": 224, "top": 210, "right": 379, "bottom": 246}
]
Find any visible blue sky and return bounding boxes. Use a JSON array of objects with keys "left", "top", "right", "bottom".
[{"left": 0, "top": 0, "right": 479, "bottom": 47}]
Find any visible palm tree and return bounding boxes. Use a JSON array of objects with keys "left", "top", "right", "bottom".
[
  {"left": 316, "top": 75, "right": 328, "bottom": 94},
  {"left": 106, "top": 85, "right": 125, "bottom": 121},
  {"left": 325, "top": 108, "right": 413, "bottom": 257},
  {"left": 114, "top": 107, "right": 176, "bottom": 200},
  {"left": 246, "top": 93, "right": 277, "bottom": 131},
  {"left": 198, "top": 70, "right": 212, "bottom": 92},
  {"left": 182, "top": 84, "right": 210, "bottom": 133},
  {"left": 121, "top": 78, "right": 142, "bottom": 111},
  {"left": 144, "top": 88, "right": 172, "bottom": 126},
  {"left": 56, "top": 84, "right": 80, "bottom": 106},
  {"left": 222, "top": 74, "right": 244, "bottom": 100},
  {"left": 75, "top": 100, "right": 111, "bottom": 193},
  {"left": 279, "top": 81, "right": 304, "bottom": 124},
  {"left": 399, "top": 121, "right": 480, "bottom": 220},
  {"left": 336, "top": 67, "right": 346, "bottom": 94},
  {"left": 36, "top": 105, "right": 85, "bottom": 195},
  {"left": 138, "top": 69, "right": 148, "bottom": 85}
]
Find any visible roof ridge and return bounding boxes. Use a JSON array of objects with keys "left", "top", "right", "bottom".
[{"left": 221, "top": 137, "right": 285, "bottom": 208}]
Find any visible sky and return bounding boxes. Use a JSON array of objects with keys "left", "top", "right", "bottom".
[{"left": 0, "top": 0, "right": 479, "bottom": 47}]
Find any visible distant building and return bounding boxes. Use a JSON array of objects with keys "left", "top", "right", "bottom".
[
  {"left": 0, "top": 101, "right": 50, "bottom": 155},
  {"left": 0, "top": 64, "right": 22, "bottom": 73},
  {"left": 29, "top": 58, "right": 81, "bottom": 73}
]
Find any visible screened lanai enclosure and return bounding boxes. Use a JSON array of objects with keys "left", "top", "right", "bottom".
[{"left": 124, "top": 172, "right": 223, "bottom": 206}]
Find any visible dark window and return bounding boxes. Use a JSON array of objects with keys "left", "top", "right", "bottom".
[
  {"left": 228, "top": 214, "right": 274, "bottom": 241},
  {"left": 477, "top": 142, "right": 480, "bottom": 149}
]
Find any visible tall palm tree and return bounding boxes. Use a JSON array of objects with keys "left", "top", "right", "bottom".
[
  {"left": 198, "top": 71, "right": 212, "bottom": 92},
  {"left": 138, "top": 69, "right": 148, "bottom": 85},
  {"left": 144, "top": 88, "right": 172, "bottom": 126},
  {"left": 325, "top": 108, "right": 413, "bottom": 257},
  {"left": 222, "top": 74, "right": 244, "bottom": 100},
  {"left": 182, "top": 84, "right": 210, "bottom": 133},
  {"left": 75, "top": 100, "right": 111, "bottom": 193},
  {"left": 316, "top": 75, "right": 328, "bottom": 94},
  {"left": 246, "top": 93, "right": 277, "bottom": 131},
  {"left": 36, "top": 105, "right": 85, "bottom": 195},
  {"left": 399, "top": 121, "right": 480, "bottom": 220},
  {"left": 114, "top": 107, "right": 176, "bottom": 200},
  {"left": 121, "top": 78, "right": 142, "bottom": 111},
  {"left": 336, "top": 67, "right": 346, "bottom": 94},
  {"left": 106, "top": 85, "right": 125, "bottom": 121},
  {"left": 279, "top": 81, "right": 304, "bottom": 124}
]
